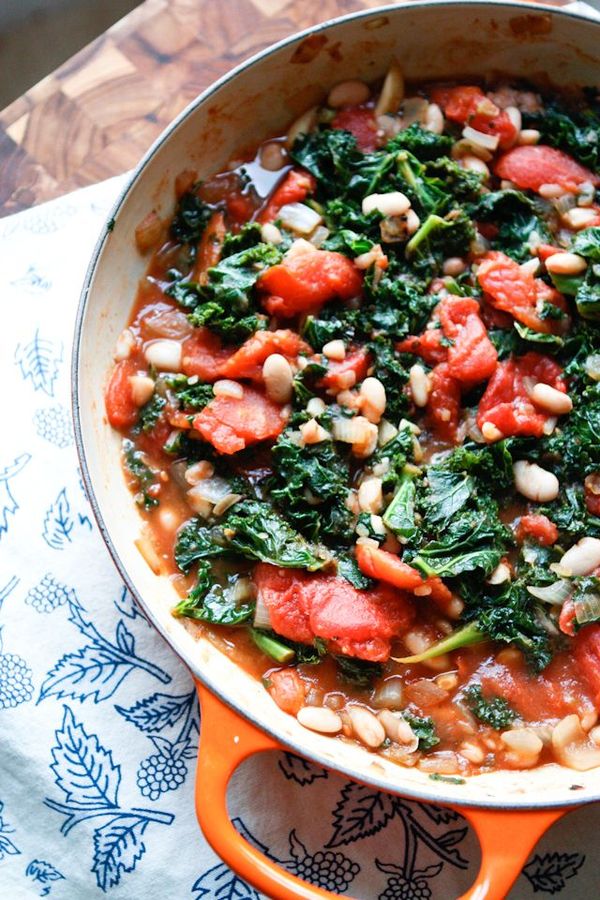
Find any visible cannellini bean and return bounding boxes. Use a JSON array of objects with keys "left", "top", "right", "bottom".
[
  {"left": 144, "top": 339, "right": 182, "bottom": 372},
  {"left": 360, "top": 377, "right": 387, "bottom": 423},
  {"left": 378, "top": 419, "right": 398, "bottom": 446},
  {"left": 405, "top": 209, "right": 421, "bottom": 235},
  {"left": 322, "top": 339, "right": 346, "bottom": 361},
  {"left": 513, "top": 460, "right": 559, "bottom": 502},
  {"left": 409, "top": 364, "right": 430, "bottom": 408},
  {"left": 530, "top": 382, "right": 573, "bottom": 415},
  {"left": 362, "top": 191, "right": 411, "bottom": 217},
  {"left": 538, "top": 182, "right": 565, "bottom": 199},
  {"left": 297, "top": 705, "right": 343, "bottom": 734},
  {"left": 403, "top": 629, "right": 451, "bottom": 672},
  {"left": 559, "top": 537, "right": 600, "bottom": 576},
  {"left": 517, "top": 128, "right": 540, "bottom": 145},
  {"left": 214, "top": 379, "right": 244, "bottom": 399},
  {"left": 259, "top": 141, "right": 287, "bottom": 171},
  {"left": 562, "top": 207, "right": 599, "bottom": 230},
  {"left": 442, "top": 257, "right": 466, "bottom": 277},
  {"left": 545, "top": 252, "right": 587, "bottom": 276},
  {"left": 505, "top": 105, "right": 522, "bottom": 139},
  {"left": 300, "top": 418, "right": 330, "bottom": 444},
  {"left": 375, "top": 61, "right": 404, "bottom": 117},
  {"left": 129, "top": 374, "right": 155, "bottom": 407},
  {"left": 354, "top": 243, "right": 387, "bottom": 270},
  {"left": 348, "top": 706, "right": 386, "bottom": 749},
  {"left": 481, "top": 421, "right": 504, "bottom": 442},
  {"left": 286, "top": 106, "right": 318, "bottom": 148},
  {"left": 358, "top": 476, "right": 383, "bottom": 514},
  {"left": 328, "top": 79, "right": 370, "bottom": 108},
  {"left": 460, "top": 741, "right": 485, "bottom": 764},
  {"left": 263, "top": 353, "right": 293, "bottom": 403},
  {"left": 461, "top": 154, "right": 490, "bottom": 178},
  {"left": 377, "top": 710, "right": 418, "bottom": 748},
  {"left": 260, "top": 223, "right": 283, "bottom": 244},
  {"left": 114, "top": 328, "right": 136, "bottom": 360},
  {"left": 501, "top": 728, "right": 543, "bottom": 768},
  {"left": 424, "top": 102, "right": 444, "bottom": 134},
  {"left": 552, "top": 714, "right": 600, "bottom": 770},
  {"left": 486, "top": 561, "right": 511, "bottom": 585}
]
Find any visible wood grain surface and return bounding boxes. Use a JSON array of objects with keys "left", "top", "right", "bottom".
[{"left": 0, "top": 0, "right": 567, "bottom": 217}]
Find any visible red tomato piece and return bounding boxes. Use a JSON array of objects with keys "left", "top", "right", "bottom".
[
  {"left": 536, "top": 243, "right": 564, "bottom": 263},
  {"left": 354, "top": 543, "right": 453, "bottom": 613},
  {"left": 430, "top": 85, "right": 516, "bottom": 149},
  {"left": 437, "top": 296, "right": 498, "bottom": 385},
  {"left": 585, "top": 477, "right": 600, "bottom": 517},
  {"left": 317, "top": 347, "right": 371, "bottom": 392},
  {"left": 254, "top": 563, "right": 414, "bottom": 662},
  {"left": 181, "top": 329, "right": 233, "bottom": 381},
  {"left": 258, "top": 250, "right": 363, "bottom": 317},
  {"left": 267, "top": 668, "right": 307, "bottom": 715},
  {"left": 559, "top": 598, "right": 577, "bottom": 638},
  {"left": 495, "top": 145, "right": 600, "bottom": 193},
  {"left": 105, "top": 359, "right": 139, "bottom": 429},
  {"left": 477, "top": 250, "right": 567, "bottom": 335},
  {"left": 574, "top": 624, "right": 600, "bottom": 707},
  {"left": 331, "top": 105, "right": 379, "bottom": 151},
  {"left": 219, "top": 329, "right": 310, "bottom": 381},
  {"left": 226, "top": 191, "right": 257, "bottom": 225},
  {"left": 258, "top": 169, "right": 316, "bottom": 224},
  {"left": 477, "top": 351, "right": 566, "bottom": 438},
  {"left": 426, "top": 362, "right": 461, "bottom": 443},
  {"left": 516, "top": 514, "right": 559, "bottom": 546},
  {"left": 397, "top": 329, "right": 448, "bottom": 366},
  {"left": 192, "top": 386, "right": 288, "bottom": 454}
]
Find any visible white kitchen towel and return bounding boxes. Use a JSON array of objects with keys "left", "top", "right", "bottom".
[{"left": 0, "top": 176, "right": 598, "bottom": 900}]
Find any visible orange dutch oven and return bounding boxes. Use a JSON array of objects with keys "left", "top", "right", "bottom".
[{"left": 73, "top": 3, "right": 600, "bottom": 898}]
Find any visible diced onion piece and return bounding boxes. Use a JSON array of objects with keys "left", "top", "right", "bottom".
[
  {"left": 286, "top": 106, "right": 319, "bottom": 148},
  {"left": 574, "top": 583, "right": 600, "bottom": 627},
  {"left": 526, "top": 580, "right": 571, "bottom": 605},
  {"left": 585, "top": 354, "right": 600, "bottom": 382},
  {"left": 278, "top": 202, "right": 323, "bottom": 236},
  {"left": 253, "top": 590, "right": 272, "bottom": 629},
  {"left": 190, "top": 476, "right": 232, "bottom": 504},
  {"left": 375, "top": 60, "right": 405, "bottom": 117},
  {"left": 462, "top": 125, "right": 500, "bottom": 152}
]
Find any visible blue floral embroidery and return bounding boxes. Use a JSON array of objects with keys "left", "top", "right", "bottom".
[
  {"left": 523, "top": 852, "right": 586, "bottom": 894},
  {"left": 0, "top": 453, "right": 31, "bottom": 540},
  {"left": 26, "top": 573, "right": 76, "bottom": 614},
  {"left": 191, "top": 818, "right": 265, "bottom": 900},
  {"left": 114, "top": 586, "right": 147, "bottom": 623},
  {"left": 0, "top": 799, "right": 20, "bottom": 861},
  {"left": 0, "top": 575, "right": 19, "bottom": 612},
  {"left": 327, "top": 781, "right": 399, "bottom": 847},
  {"left": 38, "top": 595, "right": 170, "bottom": 704},
  {"left": 34, "top": 405, "right": 74, "bottom": 448},
  {"left": 42, "top": 487, "right": 74, "bottom": 550},
  {"left": 0, "top": 627, "right": 34, "bottom": 709},
  {"left": 14, "top": 330, "right": 63, "bottom": 396},
  {"left": 116, "top": 689, "right": 199, "bottom": 800},
  {"left": 11, "top": 265, "right": 52, "bottom": 294},
  {"left": 45, "top": 706, "right": 175, "bottom": 892},
  {"left": 25, "top": 859, "right": 65, "bottom": 896},
  {"left": 282, "top": 830, "right": 359, "bottom": 893},
  {"left": 278, "top": 752, "right": 328, "bottom": 786}
]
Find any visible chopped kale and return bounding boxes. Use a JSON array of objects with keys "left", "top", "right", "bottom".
[
  {"left": 524, "top": 102, "right": 600, "bottom": 170},
  {"left": 389, "top": 124, "right": 453, "bottom": 161},
  {"left": 171, "top": 189, "right": 213, "bottom": 244},
  {"left": 335, "top": 656, "right": 383, "bottom": 689},
  {"left": 122, "top": 439, "right": 159, "bottom": 509},
  {"left": 470, "top": 190, "right": 551, "bottom": 262},
  {"left": 136, "top": 392, "right": 166, "bottom": 433},
  {"left": 405, "top": 211, "right": 475, "bottom": 274},
  {"left": 403, "top": 712, "right": 440, "bottom": 750},
  {"left": 174, "top": 563, "right": 255, "bottom": 625},
  {"left": 463, "top": 683, "right": 515, "bottom": 730},
  {"left": 166, "top": 375, "right": 214, "bottom": 411}
]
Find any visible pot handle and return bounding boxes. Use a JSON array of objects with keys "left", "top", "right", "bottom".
[{"left": 195, "top": 683, "right": 566, "bottom": 900}]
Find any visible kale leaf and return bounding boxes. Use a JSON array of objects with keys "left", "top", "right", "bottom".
[
  {"left": 174, "top": 563, "right": 255, "bottom": 625},
  {"left": 166, "top": 375, "right": 214, "bottom": 411},
  {"left": 405, "top": 211, "right": 475, "bottom": 274},
  {"left": 524, "top": 103, "right": 600, "bottom": 170},
  {"left": 335, "top": 656, "right": 383, "bottom": 689},
  {"left": 123, "top": 439, "right": 159, "bottom": 509},
  {"left": 136, "top": 393, "right": 165, "bottom": 433},
  {"left": 463, "top": 683, "right": 515, "bottom": 730},
  {"left": 403, "top": 712, "right": 440, "bottom": 750},
  {"left": 170, "top": 189, "right": 213, "bottom": 244},
  {"left": 389, "top": 124, "right": 453, "bottom": 161},
  {"left": 470, "top": 190, "right": 551, "bottom": 262}
]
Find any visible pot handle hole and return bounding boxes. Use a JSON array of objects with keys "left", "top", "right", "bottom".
[
  {"left": 195, "top": 682, "right": 339, "bottom": 900},
  {"left": 195, "top": 682, "right": 567, "bottom": 900}
]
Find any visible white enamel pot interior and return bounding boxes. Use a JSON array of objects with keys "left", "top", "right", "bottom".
[{"left": 73, "top": 3, "right": 600, "bottom": 895}]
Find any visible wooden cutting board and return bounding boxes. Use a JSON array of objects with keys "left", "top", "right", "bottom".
[{"left": 0, "top": 0, "right": 567, "bottom": 217}]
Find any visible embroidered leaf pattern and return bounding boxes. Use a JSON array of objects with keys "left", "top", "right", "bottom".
[
  {"left": 116, "top": 691, "right": 195, "bottom": 733},
  {"left": 42, "top": 488, "right": 74, "bottom": 550},
  {"left": 523, "top": 852, "right": 585, "bottom": 894},
  {"left": 0, "top": 454, "right": 31, "bottom": 539},
  {"left": 92, "top": 815, "right": 150, "bottom": 891},
  {"left": 0, "top": 799, "right": 20, "bottom": 861},
  {"left": 49, "top": 706, "right": 120, "bottom": 810},
  {"left": 327, "top": 782, "right": 399, "bottom": 848},
  {"left": 278, "top": 752, "right": 328, "bottom": 786},
  {"left": 15, "top": 330, "right": 63, "bottom": 396},
  {"left": 25, "top": 859, "right": 65, "bottom": 885},
  {"left": 192, "top": 863, "right": 260, "bottom": 900}
]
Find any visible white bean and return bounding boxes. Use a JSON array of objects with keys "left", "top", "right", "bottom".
[
  {"left": 377, "top": 710, "right": 418, "bottom": 748},
  {"left": 260, "top": 223, "right": 283, "bottom": 244},
  {"left": 360, "top": 377, "right": 387, "bottom": 423},
  {"left": 263, "top": 353, "right": 293, "bottom": 403},
  {"left": 486, "top": 561, "right": 511, "bottom": 585},
  {"left": 442, "top": 257, "right": 466, "bottom": 277},
  {"left": 375, "top": 61, "right": 404, "bottom": 117},
  {"left": 322, "top": 339, "right": 346, "bottom": 361},
  {"left": 128, "top": 374, "right": 155, "bottom": 407},
  {"left": 517, "top": 128, "right": 540, "bottom": 145},
  {"left": 481, "top": 421, "right": 504, "bottom": 442},
  {"left": 559, "top": 537, "right": 600, "bottom": 576},
  {"left": 348, "top": 706, "right": 386, "bottom": 749},
  {"left": 561, "top": 207, "right": 598, "bottom": 230},
  {"left": 144, "top": 339, "right": 182, "bottom": 372},
  {"left": 424, "top": 102, "right": 444, "bottom": 135},
  {"left": 362, "top": 191, "right": 410, "bottom": 217},
  {"left": 328, "top": 79, "right": 369, "bottom": 109},
  {"left": 530, "top": 382, "right": 573, "bottom": 415},
  {"left": 405, "top": 209, "right": 421, "bottom": 235},
  {"left": 297, "top": 706, "right": 343, "bottom": 734},
  {"left": 538, "top": 182, "right": 565, "bottom": 199},
  {"left": 545, "top": 252, "right": 587, "bottom": 276},
  {"left": 505, "top": 105, "right": 522, "bottom": 141},
  {"left": 300, "top": 419, "right": 330, "bottom": 444},
  {"left": 259, "top": 141, "right": 287, "bottom": 171},
  {"left": 461, "top": 155, "right": 490, "bottom": 178},
  {"left": 409, "top": 364, "right": 430, "bottom": 408},
  {"left": 306, "top": 397, "right": 326, "bottom": 417},
  {"left": 114, "top": 328, "right": 136, "bottom": 360},
  {"left": 358, "top": 476, "right": 383, "bottom": 514},
  {"left": 513, "top": 460, "right": 559, "bottom": 502},
  {"left": 213, "top": 379, "right": 244, "bottom": 399},
  {"left": 501, "top": 728, "right": 543, "bottom": 768}
]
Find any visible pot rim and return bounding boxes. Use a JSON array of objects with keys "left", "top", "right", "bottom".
[{"left": 72, "top": 0, "right": 600, "bottom": 810}]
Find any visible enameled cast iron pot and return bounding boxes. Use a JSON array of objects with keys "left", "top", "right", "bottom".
[{"left": 73, "top": 3, "right": 600, "bottom": 897}]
